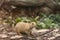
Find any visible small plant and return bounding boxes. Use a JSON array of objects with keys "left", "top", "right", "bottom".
[
  {"left": 14, "top": 13, "right": 60, "bottom": 29},
  {"left": 37, "top": 13, "right": 60, "bottom": 29},
  {"left": 15, "top": 17, "right": 22, "bottom": 23}
]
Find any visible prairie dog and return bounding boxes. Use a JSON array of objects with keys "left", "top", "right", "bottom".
[{"left": 12, "top": 22, "right": 36, "bottom": 35}]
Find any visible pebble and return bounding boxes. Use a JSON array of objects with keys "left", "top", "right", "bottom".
[
  {"left": 10, "top": 35, "right": 23, "bottom": 39},
  {"left": 0, "top": 34, "right": 8, "bottom": 38}
]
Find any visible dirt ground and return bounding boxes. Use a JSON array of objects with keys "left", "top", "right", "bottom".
[{"left": 0, "top": 23, "right": 60, "bottom": 40}]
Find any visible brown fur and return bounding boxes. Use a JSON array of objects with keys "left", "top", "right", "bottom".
[{"left": 12, "top": 22, "right": 36, "bottom": 35}]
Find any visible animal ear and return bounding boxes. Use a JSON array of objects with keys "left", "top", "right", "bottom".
[{"left": 31, "top": 22, "right": 36, "bottom": 25}]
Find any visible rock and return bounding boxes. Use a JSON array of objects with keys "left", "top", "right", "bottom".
[
  {"left": 40, "top": 7, "right": 53, "bottom": 13},
  {"left": 7, "top": 32, "right": 17, "bottom": 36},
  {"left": 48, "top": 34, "right": 60, "bottom": 40},
  {"left": 10, "top": 35, "right": 23, "bottom": 39},
  {"left": 1, "top": 0, "right": 57, "bottom": 9},
  {"left": 48, "top": 37, "right": 56, "bottom": 40},
  {"left": 0, "top": 34, "right": 8, "bottom": 38},
  {"left": 31, "top": 28, "right": 50, "bottom": 37},
  {"left": 4, "top": 0, "right": 56, "bottom": 7},
  {"left": 7, "top": 32, "right": 17, "bottom": 35},
  {"left": 36, "top": 29, "right": 50, "bottom": 33}
]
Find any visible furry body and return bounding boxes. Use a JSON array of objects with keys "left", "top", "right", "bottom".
[{"left": 13, "top": 22, "right": 36, "bottom": 35}]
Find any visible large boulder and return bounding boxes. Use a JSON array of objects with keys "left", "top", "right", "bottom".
[
  {"left": 0, "top": 0, "right": 59, "bottom": 13},
  {"left": 0, "top": 0, "right": 57, "bottom": 7}
]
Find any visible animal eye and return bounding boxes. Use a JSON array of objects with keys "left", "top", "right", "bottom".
[
  {"left": 31, "top": 23, "right": 33, "bottom": 25},
  {"left": 31, "top": 23, "right": 34, "bottom": 25}
]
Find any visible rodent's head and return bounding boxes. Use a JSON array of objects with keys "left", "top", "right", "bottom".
[{"left": 30, "top": 22, "right": 37, "bottom": 28}]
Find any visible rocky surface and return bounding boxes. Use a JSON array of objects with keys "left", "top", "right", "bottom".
[{"left": 0, "top": 23, "right": 60, "bottom": 40}]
